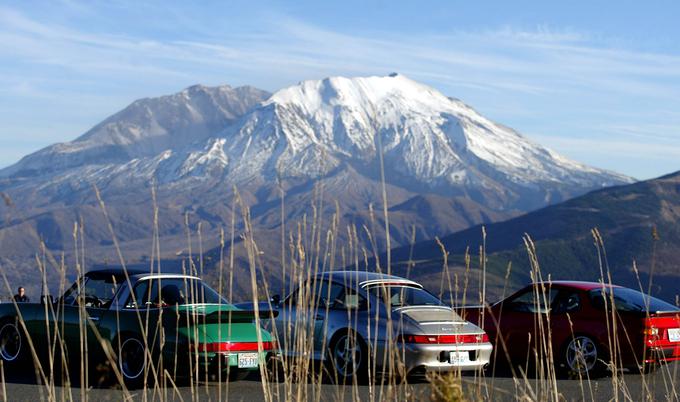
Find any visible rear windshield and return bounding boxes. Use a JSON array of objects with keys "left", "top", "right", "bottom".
[
  {"left": 367, "top": 285, "right": 443, "bottom": 308},
  {"left": 589, "top": 287, "right": 679, "bottom": 313}
]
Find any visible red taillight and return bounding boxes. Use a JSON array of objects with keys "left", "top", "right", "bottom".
[
  {"left": 192, "top": 341, "right": 275, "bottom": 353},
  {"left": 398, "top": 333, "right": 489, "bottom": 344},
  {"left": 643, "top": 327, "right": 659, "bottom": 337}
]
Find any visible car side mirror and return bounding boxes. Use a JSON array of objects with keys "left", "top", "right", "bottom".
[
  {"left": 41, "top": 295, "right": 54, "bottom": 305},
  {"left": 270, "top": 294, "right": 281, "bottom": 306}
]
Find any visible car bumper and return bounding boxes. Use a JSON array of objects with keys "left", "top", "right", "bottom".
[
  {"left": 198, "top": 351, "right": 273, "bottom": 370},
  {"left": 163, "top": 349, "right": 274, "bottom": 375},
  {"left": 645, "top": 346, "right": 680, "bottom": 364},
  {"left": 374, "top": 341, "right": 492, "bottom": 375}
]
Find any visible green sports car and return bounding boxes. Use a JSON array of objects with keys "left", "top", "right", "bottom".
[{"left": 0, "top": 269, "right": 275, "bottom": 387}]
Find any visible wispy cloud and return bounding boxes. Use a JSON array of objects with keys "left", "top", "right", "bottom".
[{"left": 2, "top": 5, "right": 679, "bottom": 98}]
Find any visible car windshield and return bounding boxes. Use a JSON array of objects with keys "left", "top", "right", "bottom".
[
  {"left": 589, "top": 287, "right": 679, "bottom": 313},
  {"left": 367, "top": 284, "right": 443, "bottom": 308},
  {"left": 61, "top": 274, "right": 125, "bottom": 308},
  {"left": 127, "top": 278, "right": 226, "bottom": 308}
]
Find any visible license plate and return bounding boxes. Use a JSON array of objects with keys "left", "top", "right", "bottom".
[
  {"left": 237, "top": 352, "right": 259, "bottom": 368},
  {"left": 668, "top": 328, "right": 680, "bottom": 342},
  {"left": 449, "top": 351, "right": 470, "bottom": 365}
]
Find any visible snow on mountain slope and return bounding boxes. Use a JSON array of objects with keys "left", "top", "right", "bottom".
[
  {"left": 209, "top": 74, "right": 631, "bottom": 208},
  {"left": 0, "top": 74, "right": 631, "bottom": 210},
  {"left": 0, "top": 84, "right": 269, "bottom": 178}
]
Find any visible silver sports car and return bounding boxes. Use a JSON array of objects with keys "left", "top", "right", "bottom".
[{"left": 243, "top": 271, "right": 491, "bottom": 381}]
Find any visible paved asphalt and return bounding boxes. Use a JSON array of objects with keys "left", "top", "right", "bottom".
[{"left": 1, "top": 363, "right": 679, "bottom": 401}]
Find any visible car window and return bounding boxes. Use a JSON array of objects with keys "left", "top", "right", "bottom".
[
  {"left": 126, "top": 278, "right": 226, "bottom": 308},
  {"left": 61, "top": 279, "right": 82, "bottom": 306},
  {"left": 507, "top": 288, "right": 559, "bottom": 314},
  {"left": 283, "top": 288, "right": 299, "bottom": 305},
  {"left": 340, "top": 288, "right": 366, "bottom": 310},
  {"left": 551, "top": 291, "right": 581, "bottom": 314},
  {"left": 282, "top": 281, "right": 366, "bottom": 311},
  {"left": 367, "top": 285, "right": 443, "bottom": 308},
  {"left": 317, "top": 281, "right": 344, "bottom": 309},
  {"left": 589, "top": 287, "right": 679, "bottom": 313},
  {"left": 61, "top": 275, "right": 122, "bottom": 309},
  {"left": 335, "top": 286, "right": 367, "bottom": 310},
  {"left": 283, "top": 285, "right": 316, "bottom": 307},
  {"left": 126, "top": 280, "right": 151, "bottom": 308},
  {"left": 84, "top": 277, "right": 122, "bottom": 307}
]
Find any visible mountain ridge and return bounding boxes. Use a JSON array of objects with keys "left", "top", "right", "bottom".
[
  {"left": 1, "top": 84, "right": 270, "bottom": 179},
  {"left": 384, "top": 170, "right": 680, "bottom": 301},
  {"left": 0, "top": 74, "right": 634, "bottom": 298}
]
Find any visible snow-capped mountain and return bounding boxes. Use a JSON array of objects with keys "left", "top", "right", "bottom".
[
  {"left": 0, "top": 74, "right": 633, "bottom": 296},
  {"left": 213, "top": 74, "right": 629, "bottom": 209},
  {"left": 1, "top": 84, "right": 269, "bottom": 178},
  {"left": 1, "top": 74, "right": 630, "bottom": 209}
]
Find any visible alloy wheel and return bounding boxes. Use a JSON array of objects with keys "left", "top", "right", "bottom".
[
  {"left": 119, "top": 338, "right": 146, "bottom": 380},
  {"left": 566, "top": 336, "right": 598, "bottom": 374},
  {"left": 332, "top": 334, "right": 362, "bottom": 378},
  {"left": 0, "top": 323, "right": 21, "bottom": 362}
]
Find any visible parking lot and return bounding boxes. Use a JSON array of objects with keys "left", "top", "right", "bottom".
[{"left": 2, "top": 363, "right": 679, "bottom": 401}]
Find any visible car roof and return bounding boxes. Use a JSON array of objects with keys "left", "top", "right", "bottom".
[
  {"left": 532, "top": 281, "right": 622, "bottom": 291},
  {"left": 85, "top": 268, "right": 147, "bottom": 278},
  {"left": 85, "top": 269, "right": 198, "bottom": 282},
  {"left": 315, "top": 270, "right": 422, "bottom": 288}
]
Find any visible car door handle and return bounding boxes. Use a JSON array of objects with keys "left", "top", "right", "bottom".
[
  {"left": 89, "top": 316, "right": 100, "bottom": 321},
  {"left": 315, "top": 314, "right": 325, "bottom": 321}
]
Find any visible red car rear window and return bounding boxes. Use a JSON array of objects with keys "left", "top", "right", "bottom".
[{"left": 589, "top": 287, "right": 679, "bottom": 313}]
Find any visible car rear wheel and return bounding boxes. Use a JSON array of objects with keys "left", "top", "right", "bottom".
[
  {"left": 0, "top": 319, "right": 24, "bottom": 365},
  {"left": 118, "top": 336, "right": 147, "bottom": 388},
  {"left": 563, "top": 335, "right": 605, "bottom": 377},
  {"left": 328, "top": 331, "right": 367, "bottom": 383}
]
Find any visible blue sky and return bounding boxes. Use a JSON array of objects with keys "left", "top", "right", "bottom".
[{"left": 1, "top": 1, "right": 680, "bottom": 179}]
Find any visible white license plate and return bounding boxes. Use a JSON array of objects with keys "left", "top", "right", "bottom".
[
  {"left": 237, "top": 352, "right": 259, "bottom": 368},
  {"left": 449, "top": 351, "right": 470, "bottom": 365},
  {"left": 668, "top": 328, "right": 680, "bottom": 342}
]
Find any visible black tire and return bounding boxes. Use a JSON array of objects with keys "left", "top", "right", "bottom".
[
  {"left": 265, "top": 354, "right": 286, "bottom": 383},
  {"left": 0, "top": 318, "right": 26, "bottom": 368},
  {"left": 117, "top": 336, "right": 148, "bottom": 389},
  {"left": 560, "top": 335, "right": 607, "bottom": 378},
  {"left": 327, "top": 330, "right": 368, "bottom": 384}
]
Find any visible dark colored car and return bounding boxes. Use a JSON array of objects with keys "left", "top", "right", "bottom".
[
  {"left": 459, "top": 281, "right": 680, "bottom": 376},
  {"left": 0, "top": 269, "right": 276, "bottom": 387}
]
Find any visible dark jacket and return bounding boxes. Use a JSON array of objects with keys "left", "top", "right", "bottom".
[{"left": 13, "top": 294, "right": 29, "bottom": 303}]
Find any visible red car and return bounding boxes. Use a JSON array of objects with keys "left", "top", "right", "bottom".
[{"left": 459, "top": 281, "right": 680, "bottom": 376}]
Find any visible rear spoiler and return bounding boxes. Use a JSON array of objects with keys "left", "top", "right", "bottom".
[
  {"left": 649, "top": 310, "right": 680, "bottom": 316},
  {"left": 457, "top": 305, "right": 484, "bottom": 309}
]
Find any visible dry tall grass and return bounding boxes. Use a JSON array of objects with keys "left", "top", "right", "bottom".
[{"left": 0, "top": 182, "right": 678, "bottom": 402}]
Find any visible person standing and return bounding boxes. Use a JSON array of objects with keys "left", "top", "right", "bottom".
[{"left": 13, "top": 286, "right": 29, "bottom": 303}]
